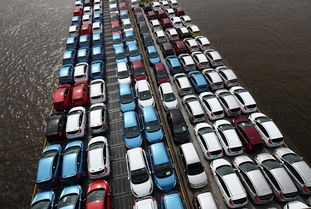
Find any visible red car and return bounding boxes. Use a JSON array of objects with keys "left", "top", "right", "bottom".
[
  {"left": 85, "top": 180, "right": 111, "bottom": 209},
  {"left": 72, "top": 81, "right": 89, "bottom": 107},
  {"left": 119, "top": 2, "right": 127, "bottom": 11},
  {"left": 174, "top": 7, "right": 185, "bottom": 16},
  {"left": 156, "top": 9, "right": 168, "bottom": 20},
  {"left": 154, "top": 63, "right": 170, "bottom": 84},
  {"left": 131, "top": 60, "right": 147, "bottom": 81},
  {"left": 172, "top": 40, "right": 188, "bottom": 55},
  {"left": 81, "top": 24, "right": 92, "bottom": 35},
  {"left": 232, "top": 117, "right": 264, "bottom": 153},
  {"left": 160, "top": 18, "right": 173, "bottom": 30},
  {"left": 110, "top": 12, "right": 119, "bottom": 21},
  {"left": 111, "top": 21, "right": 122, "bottom": 34},
  {"left": 147, "top": 11, "right": 157, "bottom": 20},
  {"left": 73, "top": 8, "right": 83, "bottom": 17},
  {"left": 53, "top": 84, "right": 72, "bottom": 110}
]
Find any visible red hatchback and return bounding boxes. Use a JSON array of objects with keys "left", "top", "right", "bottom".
[
  {"left": 172, "top": 40, "right": 188, "bottom": 55},
  {"left": 232, "top": 117, "right": 264, "bottom": 153},
  {"left": 174, "top": 7, "right": 185, "bottom": 16},
  {"left": 156, "top": 9, "right": 168, "bottom": 20},
  {"left": 85, "top": 180, "right": 111, "bottom": 209},
  {"left": 131, "top": 60, "right": 147, "bottom": 81},
  {"left": 111, "top": 21, "right": 122, "bottom": 34},
  {"left": 72, "top": 81, "right": 89, "bottom": 107},
  {"left": 81, "top": 24, "right": 92, "bottom": 35},
  {"left": 160, "top": 18, "right": 173, "bottom": 30},
  {"left": 154, "top": 63, "right": 170, "bottom": 84},
  {"left": 73, "top": 8, "right": 83, "bottom": 17},
  {"left": 147, "top": 11, "right": 157, "bottom": 20},
  {"left": 53, "top": 84, "right": 71, "bottom": 110}
]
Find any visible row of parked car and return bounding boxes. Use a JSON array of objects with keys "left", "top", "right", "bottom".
[{"left": 31, "top": 1, "right": 113, "bottom": 209}]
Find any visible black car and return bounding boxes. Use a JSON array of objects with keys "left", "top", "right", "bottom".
[
  {"left": 177, "top": 27, "right": 192, "bottom": 40},
  {"left": 136, "top": 13, "right": 145, "bottom": 22},
  {"left": 138, "top": 21, "right": 149, "bottom": 35},
  {"left": 159, "top": 42, "right": 175, "bottom": 57},
  {"left": 142, "top": 32, "right": 154, "bottom": 47},
  {"left": 46, "top": 111, "right": 66, "bottom": 142},
  {"left": 142, "top": 3, "right": 152, "bottom": 12},
  {"left": 167, "top": 110, "right": 190, "bottom": 144}
]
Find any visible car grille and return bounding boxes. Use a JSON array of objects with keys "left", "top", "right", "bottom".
[
  {"left": 259, "top": 193, "right": 273, "bottom": 201},
  {"left": 233, "top": 197, "right": 247, "bottom": 205},
  {"left": 284, "top": 192, "right": 298, "bottom": 198}
]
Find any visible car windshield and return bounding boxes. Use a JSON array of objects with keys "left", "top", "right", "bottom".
[
  {"left": 86, "top": 189, "right": 106, "bottom": 203},
  {"left": 120, "top": 93, "right": 134, "bottom": 104},
  {"left": 57, "top": 194, "right": 78, "bottom": 209},
  {"left": 113, "top": 38, "right": 122, "bottom": 44},
  {"left": 282, "top": 153, "right": 302, "bottom": 164},
  {"left": 163, "top": 93, "right": 176, "bottom": 102},
  {"left": 154, "top": 162, "right": 173, "bottom": 178},
  {"left": 239, "top": 162, "right": 258, "bottom": 172},
  {"left": 219, "top": 92, "right": 231, "bottom": 97},
  {"left": 188, "top": 162, "right": 204, "bottom": 175},
  {"left": 149, "top": 51, "right": 158, "bottom": 58},
  {"left": 174, "top": 122, "right": 188, "bottom": 134},
  {"left": 145, "top": 120, "right": 161, "bottom": 132},
  {"left": 41, "top": 150, "right": 57, "bottom": 159},
  {"left": 131, "top": 168, "right": 149, "bottom": 184},
  {"left": 112, "top": 26, "right": 120, "bottom": 32},
  {"left": 68, "top": 110, "right": 82, "bottom": 117},
  {"left": 89, "top": 141, "right": 104, "bottom": 151},
  {"left": 129, "top": 49, "right": 139, "bottom": 57},
  {"left": 134, "top": 68, "right": 145, "bottom": 76},
  {"left": 126, "top": 35, "right": 135, "bottom": 42},
  {"left": 202, "top": 94, "right": 215, "bottom": 100},
  {"left": 216, "top": 165, "right": 235, "bottom": 176},
  {"left": 256, "top": 116, "right": 271, "bottom": 123},
  {"left": 157, "top": 70, "right": 168, "bottom": 78},
  {"left": 262, "top": 159, "right": 282, "bottom": 170},
  {"left": 124, "top": 126, "right": 140, "bottom": 138},
  {"left": 198, "top": 127, "right": 213, "bottom": 135},
  {"left": 138, "top": 90, "right": 151, "bottom": 100},
  {"left": 218, "top": 124, "right": 233, "bottom": 131},
  {"left": 64, "top": 146, "right": 80, "bottom": 155},
  {"left": 118, "top": 70, "right": 129, "bottom": 79},
  {"left": 237, "top": 121, "right": 253, "bottom": 128},
  {"left": 31, "top": 200, "right": 50, "bottom": 209}
]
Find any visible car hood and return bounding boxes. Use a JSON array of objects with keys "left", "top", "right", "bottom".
[
  {"left": 120, "top": 101, "right": 136, "bottom": 112},
  {"left": 188, "top": 171, "right": 207, "bottom": 186},
  {"left": 292, "top": 161, "right": 311, "bottom": 185},
  {"left": 139, "top": 98, "right": 154, "bottom": 107},
  {"left": 62, "top": 153, "right": 78, "bottom": 178},
  {"left": 88, "top": 148, "right": 104, "bottom": 173},
  {"left": 37, "top": 157, "right": 53, "bottom": 182},
  {"left": 124, "top": 134, "right": 142, "bottom": 149},
  {"left": 223, "top": 174, "right": 246, "bottom": 199},
  {"left": 145, "top": 128, "right": 163, "bottom": 143},
  {"left": 154, "top": 173, "right": 176, "bottom": 191},
  {"left": 164, "top": 100, "right": 178, "bottom": 110},
  {"left": 131, "top": 178, "right": 153, "bottom": 197}
]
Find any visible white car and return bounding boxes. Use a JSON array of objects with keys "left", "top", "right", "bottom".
[
  {"left": 180, "top": 143, "right": 208, "bottom": 188},
  {"left": 191, "top": 51, "right": 209, "bottom": 70},
  {"left": 69, "top": 25, "right": 80, "bottom": 37},
  {"left": 150, "top": 19, "right": 161, "bottom": 31},
  {"left": 122, "top": 19, "right": 133, "bottom": 33},
  {"left": 202, "top": 68, "right": 224, "bottom": 90},
  {"left": 92, "top": 22, "right": 102, "bottom": 33},
  {"left": 90, "top": 79, "right": 106, "bottom": 103},
  {"left": 178, "top": 53, "right": 196, "bottom": 72},
  {"left": 184, "top": 38, "right": 200, "bottom": 52},
  {"left": 93, "top": 4, "right": 102, "bottom": 13},
  {"left": 126, "top": 147, "right": 153, "bottom": 197},
  {"left": 83, "top": 6, "right": 92, "bottom": 16},
  {"left": 160, "top": 0, "right": 170, "bottom": 10},
  {"left": 158, "top": 83, "right": 179, "bottom": 111},
  {"left": 135, "top": 80, "right": 155, "bottom": 108},
  {"left": 66, "top": 106, "right": 86, "bottom": 139},
  {"left": 88, "top": 103, "right": 108, "bottom": 135},
  {"left": 195, "top": 36, "right": 211, "bottom": 51},
  {"left": 199, "top": 92, "right": 224, "bottom": 120},
  {"left": 213, "top": 120, "right": 243, "bottom": 156},
  {"left": 180, "top": 15, "right": 191, "bottom": 26},
  {"left": 215, "top": 66, "right": 238, "bottom": 87},
  {"left": 255, "top": 153, "right": 298, "bottom": 202},
  {"left": 283, "top": 201, "right": 309, "bottom": 209},
  {"left": 232, "top": 155, "right": 273, "bottom": 204},
  {"left": 230, "top": 86, "right": 257, "bottom": 113},
  {"left": 87, "top": 136, "right": 110, "bottom": 179},
  {"left": 74, "top": 62, "right": 89, "bottom": 82},
  {"left": 75, "top": 0, "right": 83, "bottom": 8},
  {"left": 187, "top": 24, "right": 200, "bottom": 36},
  {"left": 215, "top": 89, "right": 241, "bottom": 117},
  {"left": 249, "top": 113, "right": 284, "bottom": 147},
  {"left": 82, "top": 14, "right": 92, "bottom": 24},
  {"left": 194, "top": 123, "right": 223, "bottom": 160},
  {"left": 182, "top": 95, "right": 207, "bottom": 124},
  {"left": 168, "top": 0, "right": 178, "bottom": 7},
  {"left": 154, "top": 30, "right": 167, "bottom": 43},
  {"left": 204, "top": 49, "right": 223, "bottom": 67},
  {"left": 192, "top": 191, "right": 218, "bottom": 209},
  {"left": 117, "top": 62, "right": 131, "bottom": 84},
  {"left": 170, "top": 17, "right": 182, "bottom": 28},
  {"left": 165, "top": 8, "right": 175, "bottom": 18},
  {"left": 165, "top": 28, "right": 179, "bottom": 41},
  {"left": 109, "top": 3, "right": 119, "bottom": 14},
  {"left": 274, "top": 147, "right": 311, "bottom": 195},
  {"left": 210, "top": 158, "right": 248, "bottom": 208},
  {"left": 151, "top": 1, "right": 161, "bottom": 11},
  {"left": 133, "top": 196, "right": 158, "bottom": 209},
  {"left": 173, "top": 73, "right": 194, "bottom": 96}
]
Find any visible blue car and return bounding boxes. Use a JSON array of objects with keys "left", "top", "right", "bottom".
[
  {"left": 36, "top": 144, "right": 62, "bottom": 189},
  {"left": 161, "top": 192, "right": 185, "bottom": 209},
  {"left": 112, "top": 33, "right": 123, "bottom": 48},
  {"left": 90, "top": 60, "right": 105, "bottom": 80},
  {"left": 114, "top": 45, "right": 128, "bottom": 63},
  {"left": 127, "top": 42, "right": 141, "bottom": 62},
  {"left": 92, "top": 46, "right": 105, "bottom": 61},
  {"left": 124, "top": 30, "right": 137, "bottom": 46},
  {"left": 59, "top": 64, "right": 74, "bottom": 84},
  {"left": 188, "top": 70, "right": 209, "bottom": 94},
  {"left": 148, "top": 142, "right": 176, "bottom": 191},
  {"left": 71, "top": 16, "right": 81, "bottom": 26},
  {"left": 119, "top": 83, "right": 136, "bottom": 112},
  {"left": 77, "top": 47, "right": 90, "bottom": 63},
  {"left": 141, "top": 106, "right": 163, "bottom": 143},
  {"left": 79, "top": 35, "right": 91, "bottom": 48},
  {"left": 166, "top": 55, "right": 183, "bottom": 75},
  {"left": 58, "top": 185, "right": 82, "bottom": 209},
  {"left": 63, "top": 49, "right": 76, "bottom": 65},
  {"left": 30, "top": 191, "right": 56, "bottom": 209},
  {"left": 61, "top": 141, "right": 85, "bottom": 184},
  {"left": 147, "top": 46, "right": 161, "bottom": 65},
  {"left": 66, "top": 36, "right": 78, "bottom": 50},
  {"left": 120, "top": 10, "right": 129, "bottom": 19},
  {"left": 123, "top": 111, "right": 142, "bottom": 148},
  {"left": 93, "top": 11, "right": 103, "bottom": 23},
  {"left": 92, "top": 33, "right": 104, "bottom": 47}
]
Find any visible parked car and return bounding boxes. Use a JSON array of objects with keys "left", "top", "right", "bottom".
[
  {"left": 174, "top": 7, "right": 185, "bottom": 16},
  {"left": 66, "top": 106, "right": 86, "bottom": 139},
  {"left": 283, "top": 201, "right": 309, "bottom": 209},
  {"left": 69, "top": 25, "right": 80, "bottom": 37},
  {"left": 161, "top": 192, "right": 185, "bottom": 209},
  {"left": 157, "top": 9, "right": 168, "bottom": 20},
  {"left": 131, "top": 60, "right": 147, "bottom": 81},
  {"left": 90, "top": 60, "right": 105, "bottom": 80},
  {"left": 73, "top": 8, "right": 83, "bottom": 17},
  {"left": 154, "top": 30, "right": 167, "bottom": 44},
  {"left": 141, "top": 106, "right": 164, "bottom": 143},
  {"left": 59, "top": 64, "right": 74, "bottom": 84},
  {"left": 90, "top": 79, "right": 106, "bottom": 103},
  {"left": 165, "top": 8, "right": 175, "bottom": 18},
  {"left": 210, "top": 158, "right": 248, "bottom": 208},
  {"left": 172, "top": 40, "right": 188, "bottom": 55},
  {"left": 114, "top": 45, "right": 128, "bottom": 63},
  {"left": 46, "top": 111, "right": 66, "bottom": 142},
  {"left": 81, "top": 23, "right": 92, "bottom": 35},
  {"left": 146, "top": 45, "right": 161, "bottom": 65},
  {"left": 151, "top": 1, "right": 161, "bottom": 11},
  {"left": 93, "top": 33, "right": 104, "bottom": 47},
  {"left": 127, "top": 42, "right": 142, "bottom": 62},
  {"left": 88, "top": 103, "right": 108, "bottom": 135},
  {"left": 112, "top": 33, "right": 123, "bottom": 48},
  {"left": 58, "top": 185, "right": 83, "bottom": 209},
  {"left": 179, "top": 53, "right": 196, "bottom": 72},
  {"left": 195, "top": 36, "right": 211, "bottom": 51},
  {"left": 142, "top": 32, "right": 154, "bottom": 47},
  {"left": 202, "top": 68, "right": 224, "bottom": 90},
  {"left": 30, "top": 191, "right": 56, "bottom": 209},
  {"left": 150, "top": 19, "right": 161, "bottom": 31},
  {"left": 182, "top": 94, "right": 207, "bottom": 124},
  {"left": 167, "top": 109, "right": 190, "bottom": 144},
  {"left": 74, "top": 62, "right": 89, "bottom": 82},
  {"left": 215, "top": 66, "right": 238, "bottom": 87},
  {"left": 147, "top": 10, "right": 157, "bottom": 20},
  {"left": 62, "top": 50, "right": 76, "bottom": 65},
  {"left": 76, "top": 47, "right": 90, "bottom": 63},
  {"left": 180, "top": 15, "right": 191, "bottom": 26},
  {"left": 138, "top": 21, "right": 149, "bottom": 35},
  {"left": 160, "top": 18, "right": 173, "bottom": 30},
  {"left": 188, "top": 70, "right": 209, "bottom": 94},
  {"left": 177, "top": 26, "right": 192, "bottom": 39},
  {"left": 187, "top": 24, "right": 201, "bottom": 37},
  {"left": 92, "top": 46, "right": 104, "bottom": 61},
  {"left": 53, "top": 84, "right": 71, "bottom": 110},
  {"left": 111, "top": 20, "right": 122, "bottom": 34},
  {"left": 192, "top": 191, "right": 218, "bottom": 209},
  {"left": 133, "top": 196, "right": 158, "bottom": 209},
  {"left": 117, "top": 62, "right": 131, "bottom": 84},
  {"left": 123, "top": 111, "right": 143, "bottom": 148},
  {"left": 85, "top": 180, "right": 111, "bottom": 209},
  {"left": 135, "top": 80, "right": 155, "bottom": 108},
  {"left": 92, "top": 22, "right": 103, "bottom": 33},
  {"left": 166, "top": 28, "right": 180, "bottom": 41},
  {"left": 119, "top": 83, "right": 136, "bottom": 112},
  {"left": 159, "top": 42, "right": 175, "bottom": 57},
  {"left": 204, "top": 49, "right": 223, "bottom": 67},
  {"left": 66, "top": 36, "right": 78, "bottom": 50},
  {"left": 215, "top": 89, "right": 241, "bottom": 117},
  {"left": 170, "top": 17, "right": 182, "bottom": 28},
  {"left": 160, "top": 0, "right": 170, "bottom": 10},
  {"left": 173, "top": 73, "right": 194, "bottom": 96},
  {"left": 168, "top": 0, "right": 178, "bottom": 8},
  {"left": 199, "top": 92, "right": 224, "bottom": 120},
  {"left": 159, "top": 82, "right": 179, "bottom": 110},
  {"left": 191, "top": 51, "right": 209, "bottom": 70},
  {"left": 124, "top": 30, "right": 137, "bottom": 46},
  {"left": 230, "top": 86, "right": 257, "bottom": 113},
  {"left": 72, "top": 81, "right": 89, "bottom": 107},
  {"left": 166, "top": 55, "right": 183, "bottom": 75},
  {"left": 184, "top": 38, "right": 200, "bottom": 53},
  {"left": 154, "top": 62, "right": 170, "bottom": 84}
]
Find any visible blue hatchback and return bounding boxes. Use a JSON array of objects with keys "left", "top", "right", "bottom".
[
  {"left": 127, "top": 42, "right": 141, "bottom": 62},
  {"left": 77, "top": 47, "right": 90, "bottom": 63},
  {"left": 124, "top": 30, "right": 137, "bottom": 46},
  {"left": 114, "top": 45, "right": 128, "bottom": 63},
  {"left": 90, "top": 60, "right": 105, "bottom": 80},
  {"left": 123, "top": 111, "right": 142, "bottom": 148},
  {"left": 30, "top": 191, "right": 56, "bottom": 209},
  {"left": 63, "top": 49, "right": 76, "bottom": 65},
  {"left": 59, "top": 64, "right": 74, "bottom": 84},
  {"left": 188, "top": 70, "right": 209, "bottom": 94},
  {"left": 161, "top": 192, "right": 185, "bottom": 209},
  {"left": 92, "top": 33, "right": 104, "bottom": 47},
  {"left": 71, "top": 16, "right": 81, "bottom": 26},
  {"left": 148, "top": 142, "right": 176, "bottom": 191},
  {"left": 79, "top": 35, "right": 91, "bottom": 48},
  {"left": 147, "top": 46, "right": 161, "bottom": 65},
  {"left": 92, "top": 46, "right": 105, "bottom": 61},
  {"left": 119, "top": 83, "right": 136, "bottom": 112},
  {"left": 166, "top": 55, "right": 183, "bottom": 75},
  {"left": 58, "top": 185, "right": 82, "bottom": 209},
  {"left": 93, "top": 11, "right": 103, "bottom": 23},
  {"left": 36, "top": 144, "right": 62, "bottom": 189},
  {"left": 66, "top": 36, "right": 78, "bottom": 50},
  {"left": 61, "top": 141, "right": 85, "bottom": 184},
  {"left": 112, "top": 33, "right": 123, "bottom": 48},
  {"left": 141, "top": 106, "right": 163, "bottom": 143}
]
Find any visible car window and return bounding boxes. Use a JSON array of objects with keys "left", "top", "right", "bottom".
[
  {"left": 203, "top": 100, "right": 211, "bottom": 111},
  {"left": 238, "top": 127, "right": 248, "bottom": 141},
  {"left": 235, "top": 94, "right": 244, "bottom": 104},
  {"left": 220, "top": 97, "right": 228, "bottom": 108},
  {"left": 256, "top": 122, "right": 269, "bottom": 138},
  {"left": 285, "top": 162, "right": 304, "bottom": 184},
  {"left": 240, "top": 171, "right": 256, "bottom": 193},
  {"left": 219, "top": 131, "right": 228, "bottom": 146},
  {"left": 52, "top": 153, "right": 59, "bottom": 173},
  {"left": 205, "top": 74, "right": 211, "bottom": 82},
  {"left": 263, "top": 167, "right": 280, "bottom": 191},
  {"left": 217, "top": 173, "right": 230, "bottom": 197},
  {"left": 77, "top": 151, "right": 81, "bottom": 169},
  {"left": 219, "top": 71, "right": 227, "bottom": 80},
  {"left": 79, "top": 113, "right": 83, "bottom": 126},
  {"left": 199, "top": 134, "right": 208, "bottom": 150}
]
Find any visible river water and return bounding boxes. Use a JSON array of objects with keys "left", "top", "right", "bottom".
[{"left": 0, "top": 0, "right": 310, "bottom": 208}]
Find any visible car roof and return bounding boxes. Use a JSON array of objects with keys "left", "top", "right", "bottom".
[
  {"left": 163, "top": 193, "right": 184, "bottom": 209},
  {"left": 147, "top": 45, "right": 157, "bottom": 52},
  {"left": 180, "top": 143, "right": 200, "bottom": 164},
  {"left": 91, "top": 61, "right": 103, "bottom": 73},
  {"left": 63, "top": 141, "right": 82, "bottom": 178},
  {"left": 90, "top": 104, "right": 104, "bottom": 127},
  {"left": 261, "top": 121, "right": 283, "bottom": 138},
  {"left": 120, "top": 83, "right": 132, "bottom": 95},
  {"left": 160, "top": 83, "right": 173, "bottom": 94},
  {"left": 197, "top": 192, "right": 217, "bottom": 209},
  {"left": 167, "top": 56, "right": 181, "bottom": 67},
  {"left": 223, "top": 173, "right": 246, "bottom": 199},
  {"left": 150, "top": 142, "right": 169, "bottom": 165},
  {"left": 142, "top": 106, "right": 157, "bottom": 122},
  {"left": 127, "top": 148, "right": 145, "bottom": 170},
  {"left": 67, "top": 109, "right": 82, "bottom": 131},
  {"left": 90, "top": 80, "right": 104, "bottom": 97},
  {"left": 124, "top": 111, "right": 139, "bottom": 128}
]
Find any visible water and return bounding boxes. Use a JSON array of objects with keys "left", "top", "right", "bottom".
[{"left": 0, "top": 0, "right": 310, "bottom": 208}]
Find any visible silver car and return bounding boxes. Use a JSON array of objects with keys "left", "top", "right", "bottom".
[
  {"left": 215, "top": 66, "right": 238, "bottom": 88},
  {"left": 215, "top": 89, "right": 241, "bottom": 117}
]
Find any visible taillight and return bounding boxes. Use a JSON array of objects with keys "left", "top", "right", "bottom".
[
  {"left": 58, "top": 131, "right": 63, "bottom": 137},
  {"left": 207, "top": 152, "right": 211, "bottom": 157},
  {"left": 279, "top": 192, "right": 284, "bottom": 199},
  {"left": 247, "top": 144, "right": 252, "bottom": 150},
  {"left": 211, "top": 83, "right": 215, "bottom": 87},
  {"left": 226, "top": 80, "right": 231, "bottom": 84},
  {"left": 303, "top": 185, "right": 309, "bottom": 192},
  {"left": 152, "top": 196, "right": 155, "bottom": 200},
  {"left": 77, "top": 173, "right": 81, "bottom": 178},
  {"left": 255, "top": 195, "right": 260, "bottom": 202},
  {"left": 191, "top": 115, "right": 196, "bottom": 121},
  {"left": 193, "top": 194, "right": 197, "bottom": 199},
  {"left": 160, "top": 195, "right": 164, "bottom": 200},
  {"left": 78, "top": 128, "right": 82, "bottom": 133},
  {"left": 104, "top": 167, "right": 108, "bottom": 173},
  {"left": 228, "top": 109, "right": 232, "bottom": 113},
  {"left": 211, "top": 112, "right": 214, "bottom": 116},
  {"left": 244, "top": 105, "right": 247, "bottom": 110},
  {"left": 268, "top": 139, "right": 273, "bottom": 144},
  {"left": 227, "top": 147, "right": 231, "bottom": 153},
  {"left": 229, "top": 199, "right": 234, "bottom": 206},
  {"left": 51, "top": 177, "right": 56, "bottom": 182}
]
